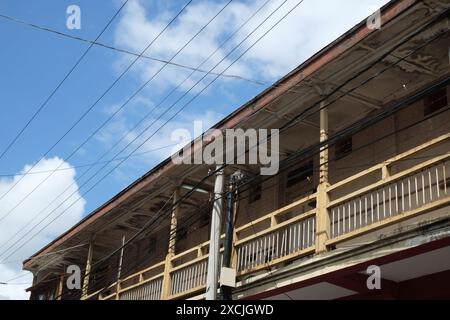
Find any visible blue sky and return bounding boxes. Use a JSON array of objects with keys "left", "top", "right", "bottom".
[{"left": 0, "top": 0, "right": 389, "bottom": 299}]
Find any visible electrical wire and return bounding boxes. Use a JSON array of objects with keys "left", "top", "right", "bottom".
[
  {"left": 0, "top": 0, "right": 274, "bottom": 255},
  {"left": 0, "top": 1, "right": 129, "bottom": 161},
  {"left": 0, "top": 0, "right": 290, "bottom": 261},
  {"left": 0, "top": 0, "right": 195, "bottom": 212},
  {"left": 0, "top": 12, "right": 268, "bottom": 88}
]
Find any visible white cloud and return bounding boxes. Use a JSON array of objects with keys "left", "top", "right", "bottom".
[
  {"left": 114, "top": 0, "right": 390, "bottom": 88},
  {"left": 0, "top": 157, "right": 85, "bottom": 300}
]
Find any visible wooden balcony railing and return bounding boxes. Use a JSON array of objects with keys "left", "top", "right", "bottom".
[
  {"left": 327, "top": 133, "right": 450, "bottom": 246},
  {"left": 87, "top": 133, "right": 450, "bottom": 300},
  {"left": 234, "top": 193, "right": 317, "bottom": 275}
]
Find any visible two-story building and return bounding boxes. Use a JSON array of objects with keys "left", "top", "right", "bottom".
[{"left": 24, "top": 0, "right": 450, "bottom": 300}]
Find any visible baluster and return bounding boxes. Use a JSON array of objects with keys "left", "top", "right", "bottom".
[
  {"left": 388, "top": 186, "right": 392, "bottom": 217},
  {"left": 359, "top": 198, "right": 362, "bottom": 228},
  {"left": 307, "top": 219, "right": 311, "bottom": 248},
  {"left": 376, "top": 191, "right": 380, "bottom": 221},
  {"left": 275, "top": 231, "right": 280, "bottom": 259},
  {"left": 302, "top": 221, "right": 306, "bottom": 249},
  {"left": 284, "top": 228, "right": 288, "bottom": 256},
  {"left": 312, "top": 218, "right": 315, "bottom": 245},
  {"left": 365, "top": 196, "right": 368, "bottom": 224},
  {"left": 292, "top": 224, "right": 297, "bottom": 252},
  {"left": 371, "top": 194, "right": 374, "bottom": 223},
  {"left": 443, "top": 163, "right": 447, "bottom": 194},
  {"left": 395, "top": 183, "right": 399, "bottom": 213},
  {"left": 422, "top": 172, "right": 426, "bottom": 204},
  {"left": 415, "top": 176, "right": 419, "bottom": 207},
  {"left": 337, "top": 207, "right": 340, "bottom": 236},
  {"left": 436, "top": 167, "right": 440, "bottom": 198},
  {"left": 429, "top": 170, "right": 433, "bottom": 201},
  {"left": 332, "top": 209, "right": 335, "bottom": 238},
  {"left": 408, "top": 178, "right": 412, "bottom": 209},
  {"left": 289, "top": 225, "right": 293, "bottom": 254},
  {"left": 256, "top": 239, "right": 260, "bottom": 267},
  {"left": 343, "top": 205, "right": 346, "bottom": 233},
  {"left": 348, "top": 203, "right": 351, "bottom": 231},
  {"left": 401, "top": 181, "right": 405, "bottom": 212}
]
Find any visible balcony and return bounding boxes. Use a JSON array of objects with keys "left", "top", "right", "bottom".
[{"left": 83, "top": 133, "right": 450, "bottom": 300}]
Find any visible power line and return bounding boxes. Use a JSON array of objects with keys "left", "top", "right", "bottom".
[
  {"left": 0, "top": 0, "right": 197, "bottom": 222},
  {"left": 0, "top": 12, "right": 268, "bottom": 87},
  {"left": 0, "top": 0, "right": 285, "bottom": 260},
  {"left": 0, "top": 0, "right": 274, "bottom": 256},
  {"left": 0, "top": 0, "right": 275, "bottom": 258},
  {"left": 0, "top": 0, "right": 129, "bottom": 161},
  {"left": 0, "top": 0, "right": 240, "bottom": 258},
  {"left": 0, "top": 0, "right": 301, "bottom": 269},
  {"left": 0, "top": 0, "right": 240, "bottom": 260},
  {"left": 0, "top": 143, "right": 177, "bottom": 178},
  {"left": 0, "top": 0, "right": 195, "bottom": 209}
]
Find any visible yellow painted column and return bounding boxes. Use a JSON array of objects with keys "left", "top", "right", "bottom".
[
  {"left": 315, "top": 102, "right": 331, "bottom": 254},
  {"left": 81, "top": 238, "right": 94, "bottom": 298},
  {"left": 161, "top": 187, "right": 180, "bottom": 299},
  {"left": 56, "top": 273, "right": 64, "bottom": 300}
]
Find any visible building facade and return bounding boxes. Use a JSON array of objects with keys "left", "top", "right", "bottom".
[{"left": 24, "top": 0, "right": 450, "bottom": 300}]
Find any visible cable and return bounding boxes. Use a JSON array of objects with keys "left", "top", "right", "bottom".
[
  {"left": 0, "top": 1, "right": 129, "bottom": 161},
  {"left": 0, "top": 0, "right": 287, "bottom": 261},
  {"left": 0, "top": 143, "right": 178, "bottom": 178},
  {"left": 0, "top": 0, "right": 195, "bottom": 210},
  {"left": 0, "top": 0, "right": 200, "bottom": 222},
  {"left": 0, "top": 12, "right": 268, "bottom": 88},
  {"left": 0, "top": 0, "right": 273, "bottom": 255},
  {"left": 0, "top": 0, "right": 241, "bottom": 261}
]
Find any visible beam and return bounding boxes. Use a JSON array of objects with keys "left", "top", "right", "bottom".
[
  {"left": 81, "top": 238, "right": 94, "bottom": 298},
  {"left": 115, "top": 235, "right": 126, "bottom": 300},
  {"left": 315, "top": 99, "right": 331, "bottom": 254}
]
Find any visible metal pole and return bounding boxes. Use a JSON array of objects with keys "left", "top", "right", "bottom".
[
  {"left": 205, "top": 166, "right": 224, "bottom": 300},
  {"left": 220, "top": 170, "right": 244, "bottom": 300},
  {"left": 220, "top": 184, "right": 234, "bottom": 300}
]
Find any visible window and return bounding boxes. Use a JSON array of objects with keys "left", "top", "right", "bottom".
[
  {"left": 249, "top": 179, "right": 262, "bottom": 203},
  {"left": 424, "top": 88, "right": 447, "bottom": 116},
  {"left": 148, "top": 236, "right": 157, "bottom": 253},
  {"left": 198, "top": 208, "right": 210, "bottom": 228},
  {"left": 286, "top": 160, "right": 313, "bottom": 188},
  {"left": 335, "top": 136, "right": 353, "bottom": 159},
  {"left": 176, "top": 225, "right": 188, "bottom": 242}
]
